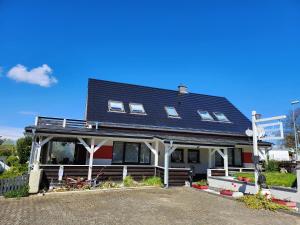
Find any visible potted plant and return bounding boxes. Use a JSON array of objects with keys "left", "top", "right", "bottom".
[
  {"left": 220, "top": 183, "right": 237, "bottom": 196},
  {"left": 192, "top": 180, "right": 208, "bottom": 190},
  {"left": 237, "top": 176, "right": 244, "bottom": 181},
  {"left": 271, "top": 197, "right": 297, "bottom": 208},
  {"left": 220, "top": 189, "right": 234, "bottom": 196}
]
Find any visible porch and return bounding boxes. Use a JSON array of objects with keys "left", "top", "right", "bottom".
[{"left": 26, "top": 116, "right": 261, "bottom": 188}]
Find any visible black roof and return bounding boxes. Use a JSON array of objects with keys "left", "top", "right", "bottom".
[{"left": 86, "top": 79, "right": 252, "bottom": 136}]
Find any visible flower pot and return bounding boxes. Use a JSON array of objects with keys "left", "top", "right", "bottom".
[
  {"left": 271, "top": 198, "right": 297, "bottom": 208},
  {"left": 237, "top": 177, "right": 244, "bottom": 181},
  {"left": 192, "top": 184, "right": 208, "bottom": 190},
  {"left": 220, "top": 189, "right": 233, "bottom": 196},
  {"left": 243, "top": 177, "right": 251, "bottom": 183}
]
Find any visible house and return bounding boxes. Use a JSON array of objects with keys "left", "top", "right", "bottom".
[{"left": 25, "top": 79, "right": 270, "bottom": 187}]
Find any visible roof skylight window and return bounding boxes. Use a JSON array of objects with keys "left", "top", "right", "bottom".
[
  {"left": 198, "top": 111, "right": 214, "bottom": 121},
  {"left": 129, "top": 103, "right": 146, "bottom": 114},
  {"left": 213, "top": 112, "right": 230, "bottom": 122},
  {"left": 108, "top": 100, "right": 125, "bottom": 112},
  {"left": 165, "top": 106, "right": 180, "bottom": 118}
]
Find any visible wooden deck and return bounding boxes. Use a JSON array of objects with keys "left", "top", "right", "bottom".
[{"left": 40, "top": 165, "right": 190, "bottom": 187}]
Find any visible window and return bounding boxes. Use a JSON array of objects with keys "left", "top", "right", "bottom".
[
  {"left": 171, "top": 149, "right": 184, "bottom": 163},
  {"left": 112, "top": 142, "right": 124, "bottom": 163},
  {"left": 165, "top": 106, "right": 180, "bottom": 118},
  {"left": 228, "top": 148, "right": 242, "bottom": 167},
  {"left": 108, "top": 100, "right": 125, "bottom": 112},
  {"left": 140, "top": 144, "right": 151, "bottom": 164},
  {"left": 213, "top": 112, "right": 230, "bottom": 122},
  {"left": 41, "top": 141, "right": 76, "bottom": 164},
  {"left": 129, "top": 103, "right": 146, "bottom": 114},
  {"left": 124, "top": 143, "right": 139, "bottom": 163},
  {"left": 197, "top": 111, "right": 214, "bottom": 121},
  {"left": 112, "top": 142, "right": 151, "bottom": 164},
  {"left": 214, "top": 148, "right": 243, "bottom": 167},
  {"left": 188, "top": 149, "right": 200, "bottom": 163}
]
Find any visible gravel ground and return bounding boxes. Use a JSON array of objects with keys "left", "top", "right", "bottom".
[{"left": 0, "top": 187, "right": 299, "bottom": 225}]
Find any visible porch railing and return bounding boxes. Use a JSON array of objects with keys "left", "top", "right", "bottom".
[
  {"left": 207, "top": 169, "right": 226, "bottom": 177},
  {"left": 39, "top": 165, "right": 191, "bottom": 187},
  {"left": 36, "top": 116, "right": 99, "bottom": 129}
]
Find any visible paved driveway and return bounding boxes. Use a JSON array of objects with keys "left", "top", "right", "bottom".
[{"left": 0, "top": 187, "right": 299, "bottom": 225}]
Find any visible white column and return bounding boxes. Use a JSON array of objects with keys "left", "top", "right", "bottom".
[
  {"left": 88, "top": 139, "right": 95, "bottom": 181},
  {"left": 223, "top": 148, "right": 229, "bottom": 177},
  {"left": 155, "top": 141, "right": 159, "bottom": 166},
  {"left": 208, "top": 149, "right": 212, "bottom": 168},
  {"left": 164, "top": 144, "right": 169, "bottom": 187},
  {"left": 123, "top": 165, "right": 127, "bottom": 180}
]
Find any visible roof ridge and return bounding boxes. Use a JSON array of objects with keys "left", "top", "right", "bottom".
[{"left": 88, "top": 78, "right": 226, "bottom": 99}]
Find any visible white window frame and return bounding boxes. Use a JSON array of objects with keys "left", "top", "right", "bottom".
[
  {"left": 165, "top": 106, "right": 180, "bottom": 118},
  {"left": 129, "top": 103, "right": 146, "bottom": 115},
  {"left": 213, "top": 112, "right": 230, "bottom": 122},
  {"left": 108, "top": 100, "right": 125, "bottom": 113},
  {"left": 197, "top": 110, "right": 214, "bottom": 121}
]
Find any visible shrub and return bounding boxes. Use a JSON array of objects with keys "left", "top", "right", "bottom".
[
  {"left": 16, "top": 137, "right": 32, "bottom": 164},
  {"left": 0, "top": 144, "right": 15, "bottom": 157},
  {"left": 6, "top": 155, "right": 19, "bottom": 167},
  {"left": 264, "top": 160, "right": 280, "bottom": 172},
  {"left": 4, "top": 185, "right": 29, "bottom": 198},
  {"left": 101, "top": 181, "right": 120, "bottom": 189},
  {"left": 239, "top": 192, "right": 289, "bottom": 211},
  {"left": 142, "top": 176, "right": 162, "bottom": 187},
  {"left": 0, "top": 163, "right": 28, "bottom": 179},
  {"left": 196, "top": 180, "right": 207, "bottom": 186},
  {"left": 123, "top": 176, "right": 135, "bottom": 187}
]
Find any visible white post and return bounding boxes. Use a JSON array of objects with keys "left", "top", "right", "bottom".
[
  {"left": 33, "top": 142, "right": 42, "bottom": 171},
  {"left": 224, "top": 148, "right": 229, "bottom": 177},
  {"left": 155, "top": 141, "right": 159, "bottom": 166},
  {"left": 252, "top": 111, "right": 259, "bottom": 193},
  {"left": 88, "top": 139, "right": 95, "bottom": 181},
  {"left": 164, "top": 144, "right": 170, "bottom": 187},
  {"left": 208, "top": 149, "right": 212, "bottom": 168},
  {"left": 123, "top": 165, "right": 127, "bottom": 180}
]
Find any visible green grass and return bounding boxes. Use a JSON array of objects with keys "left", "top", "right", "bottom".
[
  {"left": 142, "top": 176, "right": 163, "bottom": 187},
  {"left": 4, "top": 185, "right": 29, "bottom": 198},
  {"left": 233, "top": 172, "right": 296, "bottom": 188}
]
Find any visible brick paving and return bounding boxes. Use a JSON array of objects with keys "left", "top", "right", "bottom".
[{"left": 0, "top": 187, "right": 299, "bottom": 225}]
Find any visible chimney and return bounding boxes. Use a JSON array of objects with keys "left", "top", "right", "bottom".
[{"left": 178, "top": 84, "right": 188, "bottom": 94}]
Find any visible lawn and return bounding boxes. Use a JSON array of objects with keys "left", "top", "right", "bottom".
[{"left": 233, "top": 172, "right": 297, "bottom": 188}]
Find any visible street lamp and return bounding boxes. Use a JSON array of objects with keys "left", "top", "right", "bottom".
[{"left": 291, "top": 100, "right": 299, "bottom": 160}]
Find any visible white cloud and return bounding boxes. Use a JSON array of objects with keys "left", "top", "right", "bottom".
[
  {"left": 7, "top": 64, "right": 58, "bottom": 87},
  {"left": 0, "top": 126, "right": 24, "bottom": 140},
  {"left": 19, "top": 111, "right": 38, "bottom": 116},
  {"left": 0, "top": 67, "right": 3, "bottom": 77}
]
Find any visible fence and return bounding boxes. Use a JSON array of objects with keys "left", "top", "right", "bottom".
[{"left": 0, "top": 174, "right": 29, "bottom": 196}]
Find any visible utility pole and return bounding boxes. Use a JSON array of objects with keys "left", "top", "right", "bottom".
[{"left": 291, "top": 100, "right": 299, "bottom": 160}]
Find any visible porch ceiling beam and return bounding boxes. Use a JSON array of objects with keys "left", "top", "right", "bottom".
[
  {"left": 144, "top": 141, "right": 157, "bottom": 155},
  {"left": 210, "top": 149, "right": 217, "bottom": 156},
  {"left": 40, "top": 136, "right": 53, "bottom": 147},
  {"left": 216, "top": 149, "right": 225, "bottom": 159},
  {"left": 167, "top": 145, "right": 178, "bottom": 156},
  {"left": 94, "top": 139, "right": 108, "bottom": 153},
  {"left": 78, "top": 137, "right": 92, "bottom": 153}
]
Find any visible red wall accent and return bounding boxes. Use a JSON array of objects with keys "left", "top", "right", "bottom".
[
  {"left": 242, "top": 152, "right": 253, "bottom": 163},
  {"left": 94, "top": 146, "right": 113, "bottom": 159}
]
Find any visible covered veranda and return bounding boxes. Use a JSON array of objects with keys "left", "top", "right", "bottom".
[{"left": 26, "top": 117, "right": 262, "bottom": 187}]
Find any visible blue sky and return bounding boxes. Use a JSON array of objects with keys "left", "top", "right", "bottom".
[{"left": 0, "top": 0, "right": 299, "bottom": 139}]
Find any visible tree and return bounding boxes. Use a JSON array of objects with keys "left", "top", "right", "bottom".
[
  {"left": 16, "top": 136, "right": 32, "bottom": 164},
  {"left": 283, "top": 108, "right": 300, "bottom": 149},
  {"left": 0, "top": 137, "right": 6, "bottom": 145}
]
